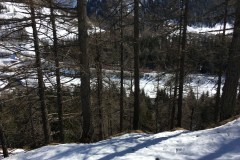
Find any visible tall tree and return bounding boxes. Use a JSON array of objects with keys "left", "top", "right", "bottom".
[
  {"left": 49, "top": 0, "right": 64, "bottom": 142},
  {"left": 220, "top": 0, "right": 240, "bottom": 120},
  {"left": 77, "top": 0, "right": 93, "bottom": 142},
  {"left": 95, "top": 27, "right": 103, "bottom": 140},
  {"left": 170, "top": 1, "right": 184, "bottom": 129},
  {"left": 29, "top": 0, "right": 50, "bottom": 145},
  {"left": 119, "top": 0, "right": 124, "bottom": 132},
  {"left": 177, "top": 0, "right": 189, "bottom": 128},
  {"left": 133, "top": 0, "right": 140, "bottom": 130},
  {"left": 215, "top": 0, "right": 229, "bottom": 122}
]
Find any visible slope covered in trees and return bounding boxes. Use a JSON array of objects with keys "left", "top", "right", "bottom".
[{"left": 0, "top": 0, "right": 240, "bottom": 158}]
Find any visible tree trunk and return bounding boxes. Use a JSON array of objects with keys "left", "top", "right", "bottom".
[
  {"left": 133, "top": 0, "right": 140, "bottom": 130},
  {"left": 29, "top": 0, "right": 50, "bottom": 145},
  {"left": 95, "top": 28, "right": 103, "bottom": 140},
  {"left": 220, "top": 0, "right": 240, "bottom": 120},
  {"left": 155, "top": 74, "right": 160, "bottom": 132},
  {"left": 189, "top": 107, "right": 194, "bottom": 130},
  {"left": 170, "top": 72, "right": 178, "bottom": 129},
  {"left": 77, "top": 0, "right": 93, "bottom": 143},
  {"left": 25, "top": 78, "right": 36, "bottom": 148},
  {"left": 119, "top": 0, "right": 124, "bottom": 132},
  {"left": 49, "top": 0, "right": 64, "bottom": 143},
  {"left": 0, "top": 124, "right": 8, "bottom": 158},
  {"left": 170, "top": 14, "right": 183, "bottom": 130},
  {"left": 177, "top": 0, "right": 189, "bottom": 128},
  {"left": 215, "top": 0, "right": 228, "bottom": 122}
]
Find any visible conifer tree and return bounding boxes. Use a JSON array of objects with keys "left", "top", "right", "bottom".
[
  {"left": 220, "top": 0, "right": 240, "bottom": 120},
  {"left": 77, "top": 0, "right": 93, "bottom": 142}
]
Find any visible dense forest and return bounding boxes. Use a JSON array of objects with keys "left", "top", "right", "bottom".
[{"left": 0, "top": 0, "right": 240, "bottom": 158}]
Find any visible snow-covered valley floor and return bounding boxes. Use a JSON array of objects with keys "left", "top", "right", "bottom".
[{"left": 4, "top": 118, "right": 240, "bottom": 160}]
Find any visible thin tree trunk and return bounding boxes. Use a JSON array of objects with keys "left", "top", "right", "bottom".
[
  {"left": 77, "top": 0, "right": 93, "bottom": 143},
  {"left": 155, "top": 73, "right": 160, "bottom": 132},
  {"left": 215, "top": 0, "right": 228, "bottom": 122},
  {"left": 120, "top": 0, "right": 124, "bottom": 132},
  {"left": 170, "top": 72, "right": 178, "bottom": 129},
  {"left": 108, "top": 101, "right": 113, "bottom": 136},
  {"left": 29, "top": 0, "right": 50, "bottom": 145},
  {"left": 170, "top": 14, "right": 183, "bottom": 130},
  {"left": 95, "top": 28, "right": 103, "bottom": 140},
  {"left": 173, "top": 1, "right": 184, "bottom": 129},
  {"left": 133, "top": 0, "right": 140, "bottom": 130},
  {"left": 189, "top": 107, "right": 194, "bottom": 130},
  {"left": 238, "top": 83, "right": 240, "bottom": 99},
  {"left": 0, "top": 124, "right": 8, "bottom": 158},
  {"left": 25, "top": 77, "right": 36, "bottom": 148},
  {"left": 168, "top": 85, "right": 172, "bottom": 128},
  {"left": 49, "top": 0, "right": 64, "bottom": 143},
  {"left": 177, "top": 0, "right": 189, "bottom": 128},
  {"left": 220, "top": 0, "right": 240, "bottom": 120}
]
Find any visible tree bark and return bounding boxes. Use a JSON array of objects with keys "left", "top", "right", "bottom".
[
  {"left": 177, "top": 0, "right": 189, "bottom": 128},
  {"left": 29, "top": 0, "right": 50, "bottom": 145},
  {"left": 170, "top": 10, "right": 183, "bottom": 129},
  {"left": 155, "top": 76, "right": 160, "bottom": 132},
  {"left": 95, "top": 28, "right": 103, "bottom": 140},
  {"left": 220, "top": 0, "right": 240, "bottom": 120},
  {"left": 49, "top": 0, "right": 64, "bottom": 143},
  {"left": 0, "top": 124, "right": 8, "bottom": 158},
  {"left": 120, "top": 0, "right": 124, "bottom": 132},
  {"left": 77, "top": 0, "right": 93, "bottom": 143},
  {"left": 170, "top": 72, "right": 178, "bottom": 129},
  {"left": 133, "top": 0, "right": 140, "bottom": 130},
  {"left": 215, "top": 0, "right": 228, "bottom": 122},
  {"left": 25, "top": 78, "right": 36, "bottom": 148}
]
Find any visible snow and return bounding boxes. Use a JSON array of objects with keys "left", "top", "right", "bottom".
[
  {"left": 4, "top": 118, "right": 240, "bottom": 160},
  {"left": 187, "top": 23, "right": 233, "bottom": 34},
  {"left": 0, "top": 59, "right": 221, "bottom": 98},
  {"left": 0, "top": 1, "right": 238, "bottom": 160}
]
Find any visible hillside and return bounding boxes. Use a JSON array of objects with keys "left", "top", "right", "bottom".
[
  {"left": 0, "top": 1, "right": 230, "bottom": 98},
  {"left": 0, "top": 0, "right": 239, "bottom": 157},
  {"left": 4, "top": 118, "right": 240, "bottom": 160}
]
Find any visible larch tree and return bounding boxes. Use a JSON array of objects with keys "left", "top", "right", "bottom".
[
  {"left": 220, "top": 0, "right": 240, "bottom": 120},
  {"left": 215, "top": 0, "right": 229, "bottom": 122},
  {"left": 77, "top": 0, "right": 93, "bottom": 142},
  {"left": 170, "top": 0, "right": 184, "bottom": 129},
  {"left": 94, "top": 25, "right": 103, "bottom": 140},
  {"left": 133, "top": 0, "right": 140, "bottom": 130},
  {"left": 119, "top": 0, "right": 124, "bottom": 132},
  {"left": 0, "top": 123, "right": 8, "bottom": 158},
  {"left": 48, "top": 0, "right": 64, "bottom": 142},
  {"left": 29, "top": 0, "right": 51, "bottom": 145},
  {"left": 177, "top": 0, "right": 189, "bottom": 128}
]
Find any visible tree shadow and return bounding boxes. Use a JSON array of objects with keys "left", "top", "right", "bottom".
[
  {"left": 199, "top": 137, "right": 240, "bottom": 160},
  {"left": 98, "top": 131, "right": 187, "bottom": 160},
  {"left": 48, "top": 134, "right": 148, "bottom": 160},
  {"left": 46, "top": 131, "right": 187, "bottom": 160}
]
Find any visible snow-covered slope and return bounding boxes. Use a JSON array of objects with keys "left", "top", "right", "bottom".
[{"left": 5, "top": 118, "right": 240, "bottom": 160}]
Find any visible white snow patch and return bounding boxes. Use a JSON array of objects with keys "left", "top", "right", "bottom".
[{"left": 5, "top": 118, "right": 240, "bottom": 160}]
